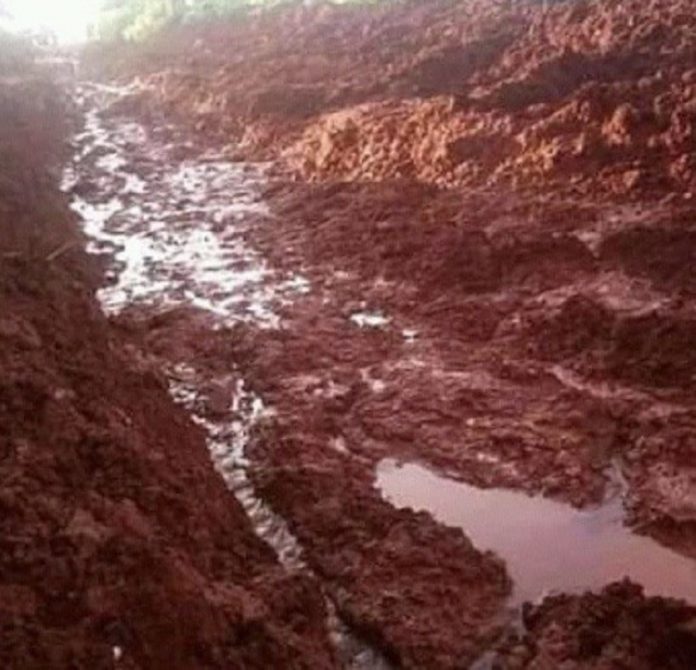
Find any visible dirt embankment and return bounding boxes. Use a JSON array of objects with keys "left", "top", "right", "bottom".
[
  {"left": 83, "top": 0, "right": 532, "bottom": 126},
  {"left": 286, "top": 0, "right": 696, "bottom": 196},
  {"left": 88, "top": 0, "right": 696, "bottom": 198},
  {"left": 0, "top": 51, "right": 335, "bottom": 670}
]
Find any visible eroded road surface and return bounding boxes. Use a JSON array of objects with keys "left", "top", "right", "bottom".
[
  {"left": 64, "top": 83, "right": 394, "bottom": 669},
  {"left": 65, "top": 83, "right": 696, "bottom": 668}
]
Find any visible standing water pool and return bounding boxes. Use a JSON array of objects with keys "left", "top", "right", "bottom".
[{"left": 377, "top": 458, "right": 696, "bottom": 607}]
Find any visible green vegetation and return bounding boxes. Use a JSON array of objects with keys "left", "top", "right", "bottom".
[
  {"left": 96, "top": 0, "right": 182, "bottom": 42},
  {"left": 95, "top": 0, "right": 284, "bottom": 42},
  {"left": 95, "top": 0, "right": 394, "bottom": 42}
]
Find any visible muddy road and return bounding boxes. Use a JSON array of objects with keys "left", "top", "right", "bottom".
[
  {"left": 4, "top": 0, "right": 696, "bottom": 667},
  {"left": 62, "top": 72, "right": 696, "bottom": 669},
  {"left": 67, "top": 82, "right": 512, "bottom": 668}
]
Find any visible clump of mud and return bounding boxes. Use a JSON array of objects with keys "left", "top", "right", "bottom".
[{"left": 496, "top": 581, "right": 696, "bottom": 669}]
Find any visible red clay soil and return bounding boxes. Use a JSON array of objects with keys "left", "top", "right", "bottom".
[
  {"left": 120, "top": 296, "right": 512, "bottom": 669},
  {"left": 234, "top": 177, "right": 696, "bottom": 529},
  {"left": 0, "top": 61, "right": 335, "bottom": 670},
  {"left": 284, "top": 0, "right": 696, "bottom": 195},
  {"left": 497, "top": 581, "right": 696, "bottom": 669},
  {"left": 86, "top": 0, "right": 696, "bottom": 198},
  {"left": 118, "top": 169, "right": 696, "bottom": 664},
  {"left": 69, "top": 0, "right": 696, "bottom": 667},
  {"left": 119, "top": 176, "right": 696, "bottom": 667},
  {"left": 83, "top": 0, "right": 533, "bottom": 125}
]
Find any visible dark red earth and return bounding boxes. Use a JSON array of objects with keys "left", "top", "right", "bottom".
[{"left": 3, "top": 0, "right": 696, "bottom": 668}]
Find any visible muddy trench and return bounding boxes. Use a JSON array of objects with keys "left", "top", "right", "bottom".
[
  {"left": 63, "top": 82, "right": 394, "bottom": 669},
  {"left": 63, "top": 80, "right": 696, "bottom": 669}
]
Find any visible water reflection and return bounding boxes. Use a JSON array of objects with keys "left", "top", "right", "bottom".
[{"left": 377, "top": 458, "right": 696, "bottom": 606}]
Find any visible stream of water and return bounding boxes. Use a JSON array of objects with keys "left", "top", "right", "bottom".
[{"left": 65, "top": 82, "right": 389, "bottom": 670}]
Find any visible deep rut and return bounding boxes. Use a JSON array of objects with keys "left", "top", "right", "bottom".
[{"left": 65, "top": 82, "right": 390, "bottom": 670}]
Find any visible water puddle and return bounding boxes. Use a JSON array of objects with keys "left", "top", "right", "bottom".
[
  {"left": 170, "top": 370, "right": 306, "bottom": 567},
  {"left": 376, "top": 459, "right": 696, "bottom": 607},
  {"left": 350, "top": 310, "right": 390, "bottom": 328}
]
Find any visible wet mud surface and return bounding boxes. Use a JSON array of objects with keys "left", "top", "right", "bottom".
[
  {"left": 378, "top": 459, "right": 696, "bottom": 606},
  {"left": 68, "top": 83, "right": 515, "bottom": 669},
  {"left": 13, "top": 0, "right": 696, "bottom": 666},
  {"left": 65, "top": 76, "right": 696, "bottom": 667},
  {"left": 242, "top": 179, "right": 696, "bottom": 546},
  {"left": 227, "top": 178, "right": 696, "bottom": 667}
]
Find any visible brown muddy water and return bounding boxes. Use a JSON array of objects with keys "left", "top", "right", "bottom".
[{"left": 377, "top": 458, "right": 696, "bottom": 607}]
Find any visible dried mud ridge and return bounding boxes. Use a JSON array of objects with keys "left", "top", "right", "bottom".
[{"left": 3, "top": 0, "right": 696, "bottom": 668}]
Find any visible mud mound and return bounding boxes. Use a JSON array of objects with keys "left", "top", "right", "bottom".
[
  {"left": 600, "top": 224, "right": 696, "bottom": 293},
  {"left": 525, "top": 294, "right": 696, "bottom": 389},
  {"left": 0, "top": 263, "right": 334, "bottom": 668},
  {"left": 608, "top": 310, "right": 696, "bottom": 388},
  {"left": 283, "top": 97, "right": 505, "bottom": 187},
  {"left": 497, "top": 581, "right": 696, "bottom": 668},
  {"left": 86, "top": 0, "right": 696, "bottom": 194},
  {"left": 258, "top": 180, "right": 598, "bottom": 312},
  {"left": 251, "top": 449, "right": 510, "bottom": 669},
  {"left": 528, "top": 294, "right": 616, "bottom": 362},
  {"left": 261, "top": 179, "right": 503, "bottom": 294},
  {"left": 280, "top": 0, "right": 696, "bottom": 194}
]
